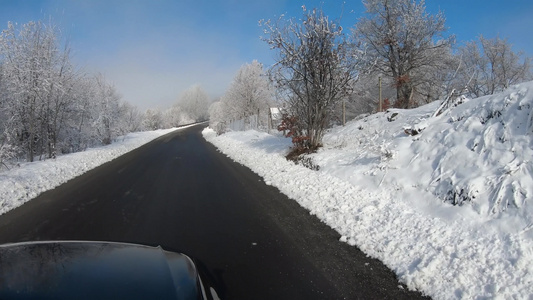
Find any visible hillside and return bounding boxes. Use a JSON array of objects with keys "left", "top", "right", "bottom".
[
  {"left": 320, "top": 81, "right": 533, "bottom": 224},
  {"left": 203, "top": 81, "right": 533, "bottom": 299}
]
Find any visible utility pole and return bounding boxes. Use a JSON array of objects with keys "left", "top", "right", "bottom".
[{"left": 379, "top": 76, "right": 382, "bottom": 112}]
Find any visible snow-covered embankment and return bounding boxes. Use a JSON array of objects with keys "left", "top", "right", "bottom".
[{"left": 203, "top": 81, "right": 533, "bottom": 299}]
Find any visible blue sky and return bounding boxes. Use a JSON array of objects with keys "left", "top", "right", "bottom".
[{"left": 0, "top": 0, "right": 532, "bottom": 110}]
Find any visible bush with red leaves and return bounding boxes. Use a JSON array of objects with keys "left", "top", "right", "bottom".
[{"left": 277, "top": 114, "right": 311, "bottom": 158}]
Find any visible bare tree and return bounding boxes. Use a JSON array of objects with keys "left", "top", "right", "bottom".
[
  {"left": 0, "top": 20, "right": 78, "bottom": 161},
  {"left": 0, "top": 62, "right": 17, "bottom": 167},
  {"left": 457, "top": 35, "right": 532, "bottom": 98},
  {"left": 163, "top": 103, "right": 193, "bottom": 128},
  {"left": 42, "top": 35, "right": 77, "bottom": 159},
  {"left": 208, "top": 100, "right": 226, "bottom": 134},
  {"left": 62, "top": 75, "right": 97, "bottom": 152},
  {"left": 354, "top": 0, "right": 454, "bottom": 108},
  {"left": 141, "top": 108, "right": 163, "bottom": 131},
  {"left": 217, "top": 60, "right": 273, "bottom": 131},
  {"left": 178, "top": 85, "right": 210, "bottom": 122},
  {"left": 0, "top": 20, "right": 143, "bottom": 163},
  {"left": 120, "top": 102, "right": 143, "bottom": 133},
  {"left": 0, "top": 115, "right": 18, "bottom": 169},
  {"left": 347, "top": 72, "right": 396, "bottom": 117},
  {"left": 261, "top": 7, "right": 359, "bottom": 151},
  {"left": 91, "top": 74, "right": 123, "bottom": 145}
]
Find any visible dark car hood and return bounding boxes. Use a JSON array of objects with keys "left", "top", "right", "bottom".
[{"left": 0, "top": 241, "right": 205, "bottom": 300}]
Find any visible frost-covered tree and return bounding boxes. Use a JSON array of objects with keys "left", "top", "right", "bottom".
[
  {"left": 346, "top": 72, "right": 396, "bottom": 117},
  {"left": 354, "top": 0, "right": 454, "bottom": 108},
  {"left": 0, "top": 62, "right": 16, "bottom": 166},
  {"left": 0, "top": 20, "right": 142, "bottom": 164},
  {"left": 42, "top": 42, "right": 77, "bottom": 159},
  {"left": 56, "top": 74, "right": 140, "bottom": 151},
  {"left": 457, "top": 35, "right": 532, "bottom": 98},
  {"left": 224, "top": 60, "right": 272, "bottom": 119},
  {"left": 163, "top": 103, "right": 192, "bottom": 128},
  {"left": 208, "top": 100, "right": 226, "bottom": 133},
  {"left": 119, "top": 102, "right": 143, "bottom": 133},
  {"left": 91, "top": 74, "right": 123, "bottom": 145},
  {"left": 0, "top": 20, "right": 77, "bottom": 161},
  {"left": 141, "top": 108, "right": 163, "bottom": 131},
  {"left": 0, "top": 114, "right": 18, "bottom": 169},
  {"left": 217, "top": 60, "right": 272, "bottom": 130},
  {"left": 178, "top": 85, "right": 210, "bottom": 122},
  {"left": 60, "top": 75, "right": 98, "bottom": 152},
  {"left": 261, "top": 7, "right": 359, "bottom": 151}
]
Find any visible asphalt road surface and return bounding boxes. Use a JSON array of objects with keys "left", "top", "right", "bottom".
[{"left": 0, "top": 124, "right": 429, "bottom": 299}]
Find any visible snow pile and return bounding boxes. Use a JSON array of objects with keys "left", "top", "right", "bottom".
[
  {"left": 203, "top": 81, "right": 533, "bottom": 299},
  {"left": 0, "top": 127, "right": 180, "bottom": 215},
  {"left": 319, "top": 82, "right": 533, "bottom": 225},
  {"left": 319, "top": 83, "right": 533, "bottom": 221}
]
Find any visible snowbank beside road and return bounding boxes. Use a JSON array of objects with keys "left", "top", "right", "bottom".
[
  {"left": 203, "top": 81, "right": 533, "bottom": 299},
  {"left": 0, "top": 127, "right": 181, "bottom": 215}
]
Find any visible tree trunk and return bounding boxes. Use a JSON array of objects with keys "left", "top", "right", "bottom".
[{"left": 395, "top": 82, "right": 413, "bottom": 109}]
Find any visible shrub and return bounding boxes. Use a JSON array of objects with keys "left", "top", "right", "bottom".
[{"left": 278, "top": 114, "right": 320, "bottom": 160}]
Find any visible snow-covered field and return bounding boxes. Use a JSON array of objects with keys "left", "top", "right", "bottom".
[
  {"left": 0, "top": 127, "right": 182, "bottom": 215},
  {"left": 203, "top": 81, "right": 533, "bottom": 299}
]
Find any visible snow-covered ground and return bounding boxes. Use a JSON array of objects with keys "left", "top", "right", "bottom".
[
  {"left": 0, "top": 127, "right": 184, "bottom": 215},
  {"left": 203, "top": 81, "right": 533, "bottom": 299}
]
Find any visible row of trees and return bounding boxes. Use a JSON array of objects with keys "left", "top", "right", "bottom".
[
  {"left": 0, "top": 20, "right": 210, "bottom": 168},
  {"left": 0, "top": 21, "right": 140, "bottom": 165},
  {"left": 353, "top": 0, "right": 531, "bottom": 109},
  {"left": 142, "top": 85, "right": 210, "bottom": 131},
  {"left": 230, "top": 0, "right": 532, "bottom": 153},
  {"left": 458, "top": 35, "right": 532, "bottom": 98},
  {"left": 3, "top": 2, "right": 527, "bottom": 165}
]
